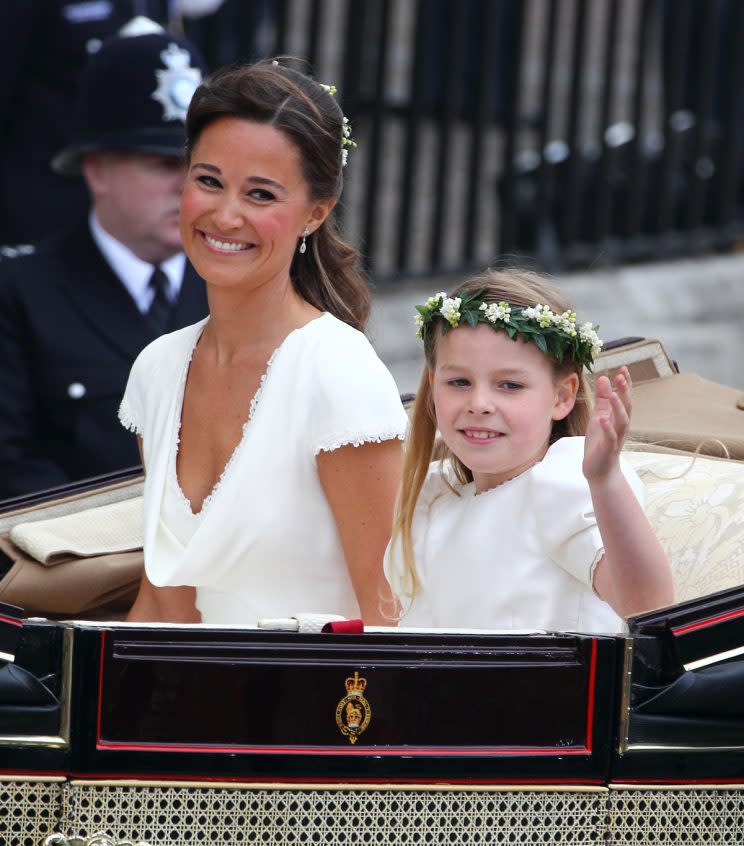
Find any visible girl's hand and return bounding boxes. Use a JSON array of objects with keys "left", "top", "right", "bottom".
[{"left": 583, "top": 366, "right": 632, "bottom": 484}]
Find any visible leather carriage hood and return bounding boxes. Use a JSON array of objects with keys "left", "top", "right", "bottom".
[{"left": 0, "top": 661, "right": 58, "bottom": 705}]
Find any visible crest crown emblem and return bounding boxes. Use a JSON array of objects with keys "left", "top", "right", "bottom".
[{"left": 345, "top": 671, "right": 367, "bottom": 695}]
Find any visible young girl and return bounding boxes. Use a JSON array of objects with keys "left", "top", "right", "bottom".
[{"left": 384, "top": 269, "right": 674, "bottom": 633}]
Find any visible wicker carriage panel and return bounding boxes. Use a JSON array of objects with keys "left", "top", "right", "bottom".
[
  {"left": 61, "top": 783, "right": 606, "bottom": 844},
  {"left": 608, "top": 788, "right": 744, "bottom": 844},
  {"left": 0, "top": 778, "right": 62, "bottom": 846}
]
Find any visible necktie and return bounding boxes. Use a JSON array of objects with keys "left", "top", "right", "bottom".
[{"left": 147, "top": 265, "right": 173, "bottom": 335}]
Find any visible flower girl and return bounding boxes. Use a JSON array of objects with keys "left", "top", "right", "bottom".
[{"left": 384, "top": 269, "right": 674, "bottom": 633}]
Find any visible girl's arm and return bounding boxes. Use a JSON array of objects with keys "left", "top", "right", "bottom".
[
  {"left": 583, "top": 367, "right": 675, "bottom": 617},
  {"left": 317, "top": 439, "right": 402, "bottom": 625},
  {"left": 125, "top": 436, "right": 202, "bottom": 623}
]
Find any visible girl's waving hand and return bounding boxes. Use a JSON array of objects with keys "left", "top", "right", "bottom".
[{"left": 583, "top": 366, "right": 632, "bottom": 483}]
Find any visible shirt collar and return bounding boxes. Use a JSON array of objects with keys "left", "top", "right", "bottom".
[{"left": 89, "top": 211, "right": 186, "bottom": 308}]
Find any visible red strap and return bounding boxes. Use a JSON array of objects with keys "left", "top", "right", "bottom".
[{"left": 322, "top": 619, "right": 364, "bottom": 634}]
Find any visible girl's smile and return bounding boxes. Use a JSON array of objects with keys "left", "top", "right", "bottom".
[{"left": 430, "top": 324, "right": 578, "bottom": 493}]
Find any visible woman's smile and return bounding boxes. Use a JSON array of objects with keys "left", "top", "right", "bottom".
[{"left": 200, "top": 231, "right": 253, "bottom": 253}]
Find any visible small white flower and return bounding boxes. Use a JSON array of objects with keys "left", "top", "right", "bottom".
[
  {"left": 553, "top": 309, "right": 577, "bottom": 333},
  {"left": 341, "top": 148, "right": 349, "bottom": 167},
  {"left": 579, "top": 322, "right": 603, "bottom": 358},
  {"left": 440, "top": 296, "right": 462, "bottom": 327},
  {"left": 483, "top": 301, "right": 511, "bottom": 323},
  {"left": 414, "top": 313, "right": 425, "bottom": 339},
  {"left": 524, "top": 303, "right": 554, "bottom": 328}
]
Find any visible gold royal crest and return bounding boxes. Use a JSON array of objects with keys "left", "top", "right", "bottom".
[{"left": 335, "top": 671, "right": 371, "bottom": 744}]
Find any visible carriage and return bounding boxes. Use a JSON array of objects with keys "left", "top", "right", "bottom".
[{"left": 2, "top": 338, "right": 744, "bottom": 846}]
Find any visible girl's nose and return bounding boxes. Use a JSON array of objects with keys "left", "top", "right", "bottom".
[{"left": 468, "top": 387, "right": 495, "bottom": 414}]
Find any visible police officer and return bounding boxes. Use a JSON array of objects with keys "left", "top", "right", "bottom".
[
  {"left": 0, "top": 2, "right": 186, "bottom": 247},
  {"left": 0, "top": 21, "right": 209, "bottom": 499}
]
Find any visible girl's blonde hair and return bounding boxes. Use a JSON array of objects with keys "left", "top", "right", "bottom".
[{"left": 392, "top": 268, "right": 593, "bottom": 600}]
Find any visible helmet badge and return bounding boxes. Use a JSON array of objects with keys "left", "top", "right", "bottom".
[{"left": 151, "top": 43, "right": 202, "bottom": 122}]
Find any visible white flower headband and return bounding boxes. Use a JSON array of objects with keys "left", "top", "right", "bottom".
[{"left": 415, "top": 288, "right": 603, "bottom": 370}]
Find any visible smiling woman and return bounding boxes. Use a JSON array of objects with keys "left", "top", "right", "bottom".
[{"left": 118, "top": 61, "right": 408, "bottom": 626}]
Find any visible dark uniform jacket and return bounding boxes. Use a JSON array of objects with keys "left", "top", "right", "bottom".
[
  {"left": 0, "top": 0, "right": 171, "bottom": 245},
  {"left": 0, "top": 221, "right": 208, "bottom": 500}
]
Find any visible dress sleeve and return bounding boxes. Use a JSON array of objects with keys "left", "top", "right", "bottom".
[
  {"left": 531, "top": 437, "right": 645, "bottom": 588},
  {"left": 118, "top": 348, "right": 149, "bottom": 437},
  {"left": 309, "top": 327, "right": 408, "bottom": 455}
]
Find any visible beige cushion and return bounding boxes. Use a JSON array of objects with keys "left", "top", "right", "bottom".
[
  {"left": 9, "top": 497, "right": 142, "bottom": 565},
  {"left": 625, "top": 450, "right": 744, "bottom": 602}
]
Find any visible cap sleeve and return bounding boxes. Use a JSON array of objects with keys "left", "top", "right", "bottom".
[
  {"left": 118, "top": 347, "right": 148, "bottom": 436},
  {"left": 309, "top": 323, "right": 408, "bottom": 455},
  {"left": 531, "top": 437, "right": 645, "bottom": 587}
]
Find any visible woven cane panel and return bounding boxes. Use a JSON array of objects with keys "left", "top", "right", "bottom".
[
  {"left": 608, "top": 789, "right": 744, "bottom": 844},
  {"left": 0, "top": 779, "right": 62, "bottom": 846},
  {"left": 62, "top": 784, "right": 605, "bottom": 844}
]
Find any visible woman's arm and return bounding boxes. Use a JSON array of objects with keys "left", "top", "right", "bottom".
[
  {"left": 125, "top": 435, "right": 201, "bottom": 623},
  {"left": 127, "top": 572, "right": 201, "bottom": 623},
  {"left": 584, "top": 367, "right": 675, "bottom": 617},
  {"left": 317, "top": 439, "right": 403, "bottom": 625}
]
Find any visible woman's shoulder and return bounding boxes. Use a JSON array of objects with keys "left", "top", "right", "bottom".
[
  {"left": 302, "top": 313, "right": 399, "bottom": 388},
  {"left": 305, "top": 312, "right": 377, "bottom": 356}
]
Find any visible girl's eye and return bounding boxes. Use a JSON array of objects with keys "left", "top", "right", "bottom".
[
  {"left": 447, "top": 378, "right": 470, "bottom": 388},
  {"left": 248, "top": 188, "right": 276, "bottom": 201},
  {"left": 501, "top": 381, "right": 523, "bottom": 391},
  {"left": 196, "top": 174, "right": 221, "bottom": 189}
]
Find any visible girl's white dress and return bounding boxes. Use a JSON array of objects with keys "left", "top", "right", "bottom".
[
  {"left": 119, "top": 312, "right": 408, "bottom": 624},
  {"left": 384, "top": 437, "right": 644, "bottom": 634}
]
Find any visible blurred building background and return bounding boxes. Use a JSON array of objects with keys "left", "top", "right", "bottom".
[{"left": 44, "top": 0, "right": 744, "bottom": 390}]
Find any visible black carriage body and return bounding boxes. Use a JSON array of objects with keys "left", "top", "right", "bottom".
[
  {"left": 65, "top": 625, "right": 615, "bottom": 783},
  {"left": 5, "top": 587, "right": 744, "bottom": 785}
]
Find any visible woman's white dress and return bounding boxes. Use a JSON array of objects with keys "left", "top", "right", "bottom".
[
  {"left": 384, "top": 437, "right": 645, "bottom": 634},
  {"left": 119, "top": 312, "right": 408, "bottom": 624}
]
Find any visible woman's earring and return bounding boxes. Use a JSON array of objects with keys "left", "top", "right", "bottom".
[{"left": 299, "top": 227, "right": 310, "bottom": 254}]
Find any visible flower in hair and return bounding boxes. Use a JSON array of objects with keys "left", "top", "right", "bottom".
[
  {"left": 480, "top": 301, "right": 511, "bottom": 323},
  {"left": 415, "top": 288, "right": 602, "bottom": 370},
  {"left": 440, "top": 297, "right": 461, "bottom": 327},
  {"left": 318, "top": 83, "right": 357, "bottom": 168}
]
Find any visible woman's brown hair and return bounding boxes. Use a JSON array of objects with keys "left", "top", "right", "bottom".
[
  {"left": 391, "top": 268, "right": 593, "bottom": 601},
  {"left": 185, "top": 60, "right": 370, "bottom": 331}
]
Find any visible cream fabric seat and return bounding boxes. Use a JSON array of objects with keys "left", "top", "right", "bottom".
[{"left": 624, "top": 450, "right": 744, "bottom": 603}]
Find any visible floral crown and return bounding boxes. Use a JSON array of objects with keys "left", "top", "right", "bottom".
[{"left": 414, "top": 288, "right": 603, "bottom": 370}]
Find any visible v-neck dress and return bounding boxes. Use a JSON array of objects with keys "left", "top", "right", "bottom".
[
  {"left": 384, "top": 437, "right": 645, "bottom": 634},
  {"left": 119, "top": 312, "right": 408, "bottom": 624}
]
